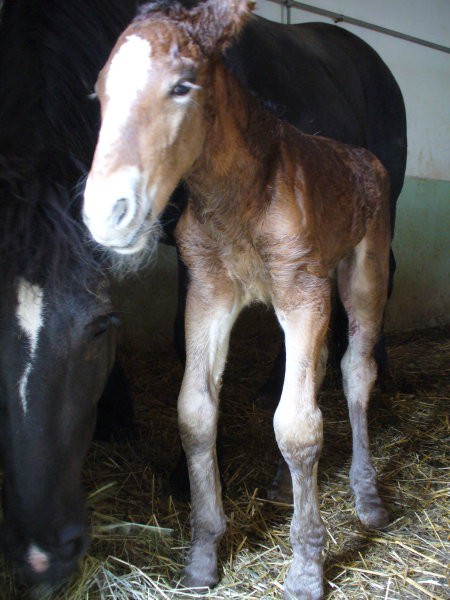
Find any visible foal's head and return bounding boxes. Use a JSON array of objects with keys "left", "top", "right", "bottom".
[{"left": 83, "top": 0, "right": 254, "bottom": 257}]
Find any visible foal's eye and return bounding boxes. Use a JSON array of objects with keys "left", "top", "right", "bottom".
[{"left": 171, "top": 82, "right": 193, "bottom": 97}]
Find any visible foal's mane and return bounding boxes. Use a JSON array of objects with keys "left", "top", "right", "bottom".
[
  {"left": 136, "top": 0, "right": 253, "bottom": 56},
  {"left": 0, "top": 0, "right": 136, "bottom": 288},
  {"left": 137, "top": 0, "right": 203, "bottom": 18}
]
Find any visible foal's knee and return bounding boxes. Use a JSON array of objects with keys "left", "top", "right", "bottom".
[
  {"left": 178, "top": 390, "right": 218, "bottom": 452},
  {"left": 274, "top": 406, "right": 323, "bottom": 469},
  {"left": 341, "top": 349, "right": 377, "bottom": 403}
]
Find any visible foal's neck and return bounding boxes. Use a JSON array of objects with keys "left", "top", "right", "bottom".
[{"left": 187, "top": 59, "right": 283, "bottom": 205}]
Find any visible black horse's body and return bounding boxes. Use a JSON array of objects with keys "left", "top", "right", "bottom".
[
  {"left": 0, "top": 0, "right": 137, "bottom": 585},
  {"left": 0, "top": 0, "right": 406, "bottom": 589}
]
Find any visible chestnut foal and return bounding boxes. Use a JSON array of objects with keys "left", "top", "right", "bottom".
[{"left": 84, "top": 1, "right": 391, "bottom": 597}]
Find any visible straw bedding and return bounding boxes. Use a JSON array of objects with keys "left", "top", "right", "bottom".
[{"left": 1, "top": 312, "right": 448, "bottom": 599}]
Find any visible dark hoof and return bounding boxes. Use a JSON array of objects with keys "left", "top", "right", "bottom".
[{"left": 181, "top": 542, "right": 221, "bottom": 591}]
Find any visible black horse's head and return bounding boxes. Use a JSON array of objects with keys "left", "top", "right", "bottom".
[
  {"left": 0, "top": 0, "right": 139, "bottom": 586},
  {"left": 0, "top": 168, "right": 119, "bottom": 584},
  {"left": 0, "top": 272, "right": 117, "bottom": 584}
]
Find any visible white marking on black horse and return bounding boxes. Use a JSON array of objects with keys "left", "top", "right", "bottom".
[
  {"left": 16, "top": 278, "right": 45, "bottom": 413},
  {"left": 27, "top": 544, "right": 50, "bottom": 574}
]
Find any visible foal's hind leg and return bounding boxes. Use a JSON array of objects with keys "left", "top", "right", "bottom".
[
  {"left": 337, "top": 228, "right": 390, "bottom": 529},
  {"left": 178, "top": 276, "right": 241, "bottom": 588},
  {"left": 273, "top": 281, "right": 330, "bottom": 600}
]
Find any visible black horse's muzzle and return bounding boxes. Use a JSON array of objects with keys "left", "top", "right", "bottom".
[{"left": 1, "top": 519, "right": 90, "bottom": 586}]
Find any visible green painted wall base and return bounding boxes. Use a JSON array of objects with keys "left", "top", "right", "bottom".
[{"left": 385, "top": 176, "right": 450, "bottom": 331}]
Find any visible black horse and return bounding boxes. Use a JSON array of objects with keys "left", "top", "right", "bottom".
[{"left": 0, "top": 0, "right": 138, "bottom": 586}]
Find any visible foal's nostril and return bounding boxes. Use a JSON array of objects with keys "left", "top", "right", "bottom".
[{"left": 111, "top": 197, "right": 129, "bottom": 227}]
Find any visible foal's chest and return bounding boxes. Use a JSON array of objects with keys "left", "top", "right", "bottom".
[
  {"left": 177, "top": 207, "right": 273, "bottom": 305},
  {"left": 221, "top": 237, "right": 271, "bottom": 304}
]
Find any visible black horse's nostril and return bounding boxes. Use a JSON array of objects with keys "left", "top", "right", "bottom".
[
  {"left": 111, "top": 197, "right": 129, "bottom": 227},
  {"left": 58, "top": 524, "right": 89, "bottom": 561}
]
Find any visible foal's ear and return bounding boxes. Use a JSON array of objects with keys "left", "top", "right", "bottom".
[{"left": 193, "top": 0, "right": 255, "bottom": 56}]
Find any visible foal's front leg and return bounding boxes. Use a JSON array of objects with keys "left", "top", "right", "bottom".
[
  {"left": 274, "top": 292, "right": 330, "bottom": 600},
  {"left": 178, "top": 280, "right": 241, "bottom": 588},
  {"left": 268, "top": 343, "right": 328, "bottom": 503}
]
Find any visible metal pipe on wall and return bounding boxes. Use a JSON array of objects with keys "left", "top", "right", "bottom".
[
  {"left": 285, "top": 0, "right": 292, "bottom": 24},
  {"left": 273, "top": 0, "right": 450, "bottom": 54}
]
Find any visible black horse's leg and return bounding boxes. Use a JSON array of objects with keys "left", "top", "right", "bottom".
[
  {"left": 374, "top": 249, "right": 396, "bottom": 393},
  {"left": 95, "top": 359, "right": 134, "bottom": 442},
  {"left": 169, "top": 250, "right": 190, "bottom": 499},
  {"left": 255, "top": 342, "right": 285, "bottom": 408},
  {"left": 173, "top": 248, "right": 188, "bottom": 365}
]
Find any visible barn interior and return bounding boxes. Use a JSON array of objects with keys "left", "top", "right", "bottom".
[{"left": 0, "top": 1, "right": 449, "bottom": 599}]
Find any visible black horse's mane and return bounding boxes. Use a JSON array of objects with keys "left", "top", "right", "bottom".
[{"left": 0, "top": 0, "right": 137, "bottom": 288}]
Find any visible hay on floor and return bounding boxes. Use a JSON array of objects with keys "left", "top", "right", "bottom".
[{"left": 1, "top": 314, "right": 449, "bottom": 599}]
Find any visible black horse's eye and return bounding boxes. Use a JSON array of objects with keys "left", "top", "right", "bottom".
[
  {"left": 90, "top": 313, "right": 120, "bottom": 338},
  {"left": 171, "top": 81, "right": 193, "bottom": 96}
]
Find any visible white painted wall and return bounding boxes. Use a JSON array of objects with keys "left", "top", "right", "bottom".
[{"left": 254, "top": 0, "right": 450, "bottom": 181}]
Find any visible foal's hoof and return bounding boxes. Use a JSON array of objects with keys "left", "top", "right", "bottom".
[
  {"left": 182, "top": 550, "right": 219, "bottom": 591},
  {"left": 181, "top": 569, "right": 218, "bottom": 591},
  {"left": 357, "top": 500, "right": 390, "bottom": 529},
  {"left": 284, "top": 587, "right": 323, "bottom": 600},
  {"left": 284, "top": 569, "right": 323, "bottom": 600}
]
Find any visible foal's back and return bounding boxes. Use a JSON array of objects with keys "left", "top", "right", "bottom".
[
  {"left": 182, "top": 61, "right": 390, "bottom": 288},
  {"left": 262, "top": 125, "right": 389, "bottom": 268}
]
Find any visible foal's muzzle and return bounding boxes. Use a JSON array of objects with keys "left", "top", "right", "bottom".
[{"left": 83, "top": 166, "right": 150, "bottom": 253}]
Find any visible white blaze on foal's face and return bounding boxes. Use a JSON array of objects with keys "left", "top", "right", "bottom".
[
  {"left": 82, "top": 34, "right": 154, "bottom": 248},
  {"left": 97, "top": 34, "right": 153, "bottom": 163},
  {"left": 16, "top": 278, "right": 45, "bottom": 413}
]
